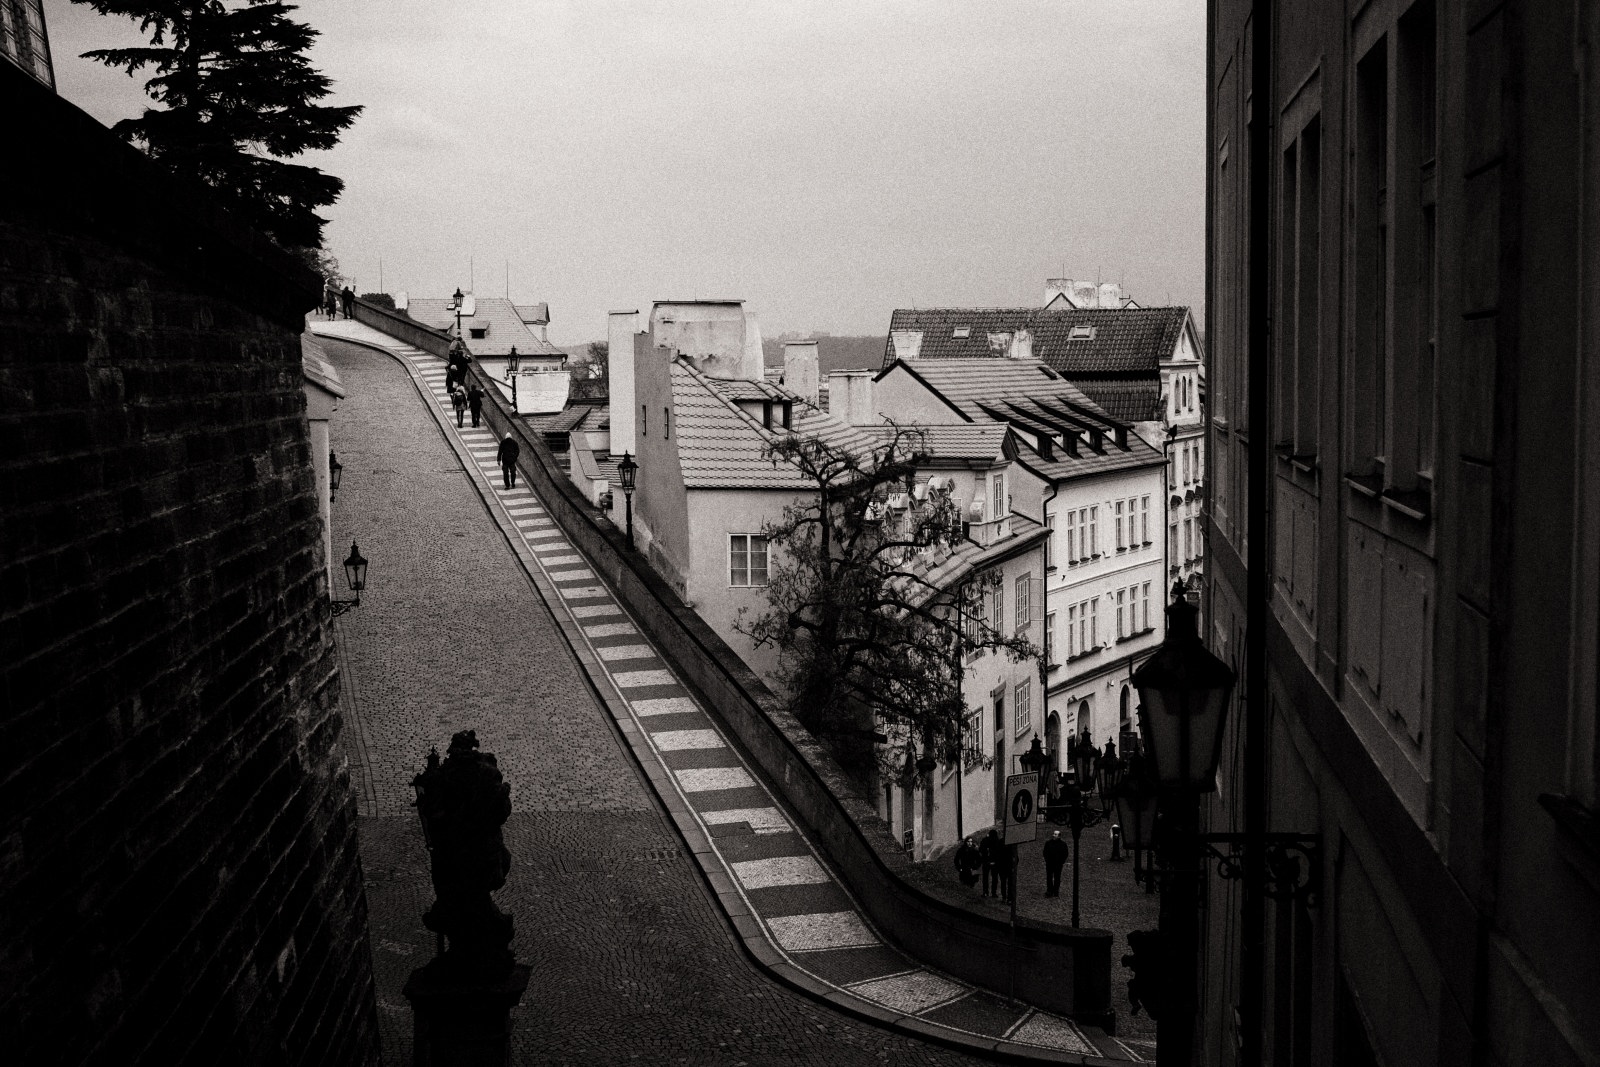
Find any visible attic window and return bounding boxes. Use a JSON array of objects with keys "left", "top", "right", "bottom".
[
  {"left": 469, "top": 327, "right": 488, "bottom": 339},
  {"left": 952, "top": 327, "right": 971, "bottom": 339},
  {"left": 1068, "top": 325, "right": 1096, "bottom": 341}
]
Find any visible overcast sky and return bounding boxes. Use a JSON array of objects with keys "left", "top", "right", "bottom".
[{"left": 44, "top": 0, "right": 1205, "bottom": 345}]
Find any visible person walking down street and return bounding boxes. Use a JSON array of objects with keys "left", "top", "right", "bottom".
[
  {"left": 451, "top": 385, "right": 467, "bottom": 428},
  {"left": 954, "top": 837, "right": 981, "bottom": 888},
  {"left": 496, "top": 432, "right": 521, "bottom": 490},
  {"left": 979, "top": 829, "right": 1001, "bottom": 898},
  {"left": 324, "top": 288, "right": 339, "bottom": 319},
  {"left": 1043, "top": 830, "right": 1069, "bottom": 897},
  {"left": 467, "top": 382, "right": 485, "bottom": 428},
  {"left": 340, "top": 285, "right": 355, "bottom": 319},
  {"left": 997, "top": 844, "right": 1016, "bottom": 904}
]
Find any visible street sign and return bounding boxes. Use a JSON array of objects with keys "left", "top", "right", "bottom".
[{"left": 1004, "top": 773, "right": 1038, "bottom": 845}]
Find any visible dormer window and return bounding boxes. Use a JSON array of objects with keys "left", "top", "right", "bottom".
[
  {"left": 1068, "top": 324, "right": 1096, "bottom": 341},
  {"left": 952, "top": 327, "right": 971, "bottom": 339},
  {"left": 469, "top": 326, "right": 487, "bottom": 339}
]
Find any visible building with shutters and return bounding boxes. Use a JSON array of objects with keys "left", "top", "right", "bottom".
[{"left": 1203, "top": 2, "right": 1600, "bottom": 1065}]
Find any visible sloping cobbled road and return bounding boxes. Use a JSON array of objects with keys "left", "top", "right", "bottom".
[{"left": 321, "top": 327, "right": 1133, "bottom": 1064}]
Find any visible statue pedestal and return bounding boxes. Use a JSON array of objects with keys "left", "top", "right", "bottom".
[{"left": 403, "top": 963, "right": 531, "bottom": 1067}]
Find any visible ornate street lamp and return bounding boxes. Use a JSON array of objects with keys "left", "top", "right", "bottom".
[
  {"left": 1096, "top": 748, "right": 1125, "bottom": 816},
  {"left": 331, "top": 541, "right": 368, "bottom": 616},
  {"left": 507, "top": 345, "right": 520, "bottom": 374},
  {"left": 450, "top": 287, "right": 464, "bottom": 337},
  {"left": 1132, "top": 582, "right": 1234, "bottom": 792},
  {"left": 617, "top": 451, "right": 638, "bottom": 549},
  {"left": 1059, "top": 778, "right": 1106, "bottom": 929},
  {"left": 1019, "top": 734, "right": 1048, "bottom": 798},
  {"left": 1112, "top": 755, "right": 1160, "bottom": 894},
  {"left": 329, "top": 451, "right": 342, "bottom": 502}
]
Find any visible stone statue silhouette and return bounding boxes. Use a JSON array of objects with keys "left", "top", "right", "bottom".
[{"left": 411, "top": 730, "right": 514, "bottom": 978}]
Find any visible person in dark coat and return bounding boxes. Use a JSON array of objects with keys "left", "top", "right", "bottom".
[
  {"left": 496, "top": 433, "right": 520, "bottom": 490},
  {"left": 450, "top": 385, "right": 467, "bottom": 427},
  {"left": 340, "top": 286, "right": 355, "bottom": 319},
  {"left": 954, "top": 837, "right": 981, "bottom": 888},
  {"left": 997, "top": 843, "right": 1015, "bottom": 903},
  {"left": 1043, "top": 829, "right": 1069, "bottom": 897},
  {"left": 979, "top": 829, "right": 1001, "bottom": 897},
  {"left": 467, "top": 382, "right": 484, "bottom": 427},
  {"left": 324, "top": 288, "right": 339, "bottom": 319}
]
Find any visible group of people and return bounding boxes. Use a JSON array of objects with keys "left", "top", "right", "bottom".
[
  {"left": 322, "top": 285, "right": 355, "bottom": 320},
  {"left": 954, "top": 827, "right": 1072, "bottom": 904},
  {"left": 445, "top": 343, "right": 484, "bottom": 428}
]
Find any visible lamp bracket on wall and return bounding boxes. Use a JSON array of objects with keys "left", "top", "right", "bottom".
[{"left": 1199, "top": 832, "right": 1323, "bottom": 906}]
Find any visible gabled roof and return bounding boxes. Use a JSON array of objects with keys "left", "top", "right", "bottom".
[
  {"left": 671, "top": 361, "right": 1011, "bottom": 490},
  {"left": 514, "top": 302, "right": 550, "bottom": 325},
  {"left": 878, "top": 358, "right": 1166, "bottom": 480},
  {"left": 1074, "top": 381, "right": 1162, "bottom": 423},
  {"left": 882, "top": 305, "right": 1191, "bottom": 377},
  {"left": 406, "top": 294, "right": 565, "bottom": 358}
]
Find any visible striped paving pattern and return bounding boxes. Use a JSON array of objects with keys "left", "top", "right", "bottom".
[{"left": 314, "top": 320, "right": 1118, "bottom": 1062}]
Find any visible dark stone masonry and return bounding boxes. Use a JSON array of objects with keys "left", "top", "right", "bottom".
[{"left": 0, "top": 62, "right": 378, "bottom": 1064}]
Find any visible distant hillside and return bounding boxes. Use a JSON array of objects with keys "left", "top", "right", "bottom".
[{"left": 763, "top": 336, "right": 885, "bottom": 374}]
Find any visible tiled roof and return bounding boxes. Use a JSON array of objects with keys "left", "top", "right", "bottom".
[
  {"left": 901, "top": 513, "right": 1050, "bottom": 608},
  {"left": 525, "top": 406, "right": 592, "bottom": 435},
  {"left": 880, "top": 358, "right": 1166, "bottom": 480},
  {"left": 406, "top": 294, "right": 565, "bottom": 358},
  {"left": 882, "top": 305, "right": 1190, "bottom": 377},
  {"left": 514, "top": 302, "right": 549, "bottom": 325},
  {"left": 915, "top": 423, "right": 1009, "bottom": 461},
  {"left": 674, "top": 360, "right": 888, "bottom": 489},
  {"left": 1074, "top": 380, "right": 1161, "bottom": 423}
]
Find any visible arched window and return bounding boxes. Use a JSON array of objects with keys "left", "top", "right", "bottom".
[{"left": 1120, "top": 685, "right": 1131, "bottom": 727}]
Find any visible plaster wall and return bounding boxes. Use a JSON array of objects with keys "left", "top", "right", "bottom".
[
  {"left": 872, "top": 364, "right": 968, "bottom": 425},
  {"left": 631, "top": 334, "right": 690, "bottom": 596},
  {"left": 607, "top": 310, "right": 640, "bottom": 455},
  {"left": 651, "top": 302, "right": 753, "bottom": 381}
]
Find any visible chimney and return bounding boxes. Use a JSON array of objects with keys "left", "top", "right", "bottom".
[
  {"left": 608, "top": 309, "right": 641, "bottom": 455},
  {"left": 1073, "top": 282, "right": 1098, "bottom": 308},
  {"left": 783, "top": 340, "right": 820, "bottom": 404},
  {"left": 1045, "top": 278, "right": 1072, "bottom": 307},
  {"left": 828, "top": 370, "right": 876, "bottom": 426},
  {"left": 1114, "top": 425, "right": 1129, "bottom": 450},
  {"left": 1063, "top": 432, "right": 1080, "bottom": 458},
  {"left": 1098, "top": 281, "right": 1123, "bottom": 308},
  {"left": 742, "top": 308, "right": 765, "bottom": 382}
]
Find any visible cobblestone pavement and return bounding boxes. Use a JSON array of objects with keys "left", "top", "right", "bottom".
[
  {"left": 899, "top": 824, "right": 1161, "bottom": 1052},
  {"left": 323, "top": 335, "right": 1016, "bottom": 1066}
]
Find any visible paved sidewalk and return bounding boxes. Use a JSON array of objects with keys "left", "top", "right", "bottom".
[{"left": 317, "top": 319, "right": 1138, "bottom": 1064}]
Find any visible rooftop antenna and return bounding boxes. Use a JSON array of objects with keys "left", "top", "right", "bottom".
[{"left": 378, "top": 258, "right": 383, "bottom": 293}]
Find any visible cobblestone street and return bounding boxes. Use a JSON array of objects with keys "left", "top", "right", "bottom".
[{"left": 326, "top": 337, "right": 1003, "bottom": 1065}]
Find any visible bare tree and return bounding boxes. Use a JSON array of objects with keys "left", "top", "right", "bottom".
[{"left": 738, "top": 424, "right": 1037, "bottom": 787}]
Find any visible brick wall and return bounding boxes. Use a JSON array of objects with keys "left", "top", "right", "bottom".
[{"left": 0, "top": 64, "right": 378, "bottom": 1064}]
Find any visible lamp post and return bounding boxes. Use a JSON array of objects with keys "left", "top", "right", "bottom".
[
  {"left": 331, "top": 541, "right": 368, "bottom": 616},
  {"left": 507, "top": 345, "right": 520, "bottom": 412},
  {"left": 1113, "top": 754, "right": 1160, "bottom": 894},
  {"left": 450, "top": 287, "right": 464, "bottom": 338},
  {"left": 329, "top": 451, "right": 342, "bottom": 502},
  {"left": 617, "top": 451, "right": 638, "bottom": 549}
]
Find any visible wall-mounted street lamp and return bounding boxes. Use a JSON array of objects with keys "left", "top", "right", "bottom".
[
  {"left": 329, "top": 451, "right": 342, "bottom": 502},
  {"left": 617, "top": 451, "right": 638, "bottom": 549},
  {"left": 1127, "top": 588, "right": 1320, "bottom": 1066},
  {"left": 331, "top": 541, "right": 368, "bottom": 616}
]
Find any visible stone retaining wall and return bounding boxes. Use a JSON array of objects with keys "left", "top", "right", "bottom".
[{"left": 465, "top": 360, "right": 1115, "bottom": 1029}]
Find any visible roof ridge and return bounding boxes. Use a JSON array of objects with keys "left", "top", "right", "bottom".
[{"left": 673, "top": 358, "right": 789, "bottom": 446}]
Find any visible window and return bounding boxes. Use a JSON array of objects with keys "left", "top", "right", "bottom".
[
  {"left": 1170, "top": 524, "right": 1179, "bottom": 567},
  {"left": 469, "top": 327, "right": 487, "bottom": 339},
  {"left": 1142, "top": 582, "right": 1151, "bottom": 631},
  {"left": 1184, "top": 519, "right": 1193, "bottom": 561},
  {"left": 1045, "top": 612, "right": 1056, "bottom": 664},
  {"left": 1116, "top": 500, "right": 1126, "bottom": 550},
  {"left": 1089, "top": 506, "right": 1099, "bottom": 555},
  {"left": 1116, "top": 589, "right": 1126, "bottom": 638},
  {"left": 1068, "top": 604, "right": 1078, "bottom": 657},
  {"left": 952, "top": 326, "right": 970, "bottom": 338},
  {"left": 1077, "top": 601, "right": 1088, "bottom": 654},
  {"left": 729, "top": 534, "right": 770, "bottom": 586},
  {"left": 1015, "top": 575, "right": 1030, "bottom": 633},
  {"left": 1045, "top": 513, "right": 1056, "bottom": 569},
  {"left": 641, "top": 404, "right": 647, "bottom": 436},
  {"left": 1014, "top": 680, "right": 1031, "bottom": 735},
  {"left": 1352, "top": 40, "right": 1389, "bottom": 475},
  {"left": 1090, "top": 598, "right": 1099, "bottom": 647},
  {"left": 1066, "top": 510, "right": 1078, "bottom": 562},
  {"left": 1141, "top": 496, "right": 1151, "bottom": 543},
  {"left": 664, "top": 406, "right": 670, "bottom": 439},
  {"left": 994, "top": 585, "right": 1004, "bottom": 630},
  {"left": 965, "top": 707, "right": 983, "bottom": 763},
  {"left": 992, "top": 471, "right": 1006, "bottom": 519}
]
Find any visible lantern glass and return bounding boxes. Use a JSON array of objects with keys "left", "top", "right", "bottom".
[
  {"left": 1131, "top": 595, "right": 1235, "bottom": 791},
  {"left": 507, "top": 345, "right": 520, "bottom": 373},
  {"left": 618, "top": 451, "right": 638, "bottom": 493},
  {"left": 343, "top": 541, "right": 368, "bottom": 593},
  {"left": 329, "top": 451, "right": 342, "bottom": 495}
]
